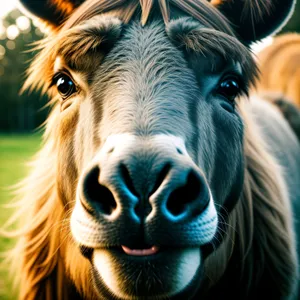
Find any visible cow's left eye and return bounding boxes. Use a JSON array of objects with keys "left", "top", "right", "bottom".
[
  {"left": 217, "top": 77, "right": 241, "bottom": 103},
  {"left": 53, "top": 73, "right": 77, "bottom": 99}
]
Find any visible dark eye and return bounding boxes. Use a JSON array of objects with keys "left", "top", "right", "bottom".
[
  {"left": 217, "top": 77, "right": 241, "bottom": 102},
  {"left": 55, "top": 73, "right": 76, "bottom": 99}
]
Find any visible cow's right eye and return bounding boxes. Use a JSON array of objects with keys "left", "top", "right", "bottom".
[{"left": 53, "top": 73, "right": 77, "bottom": 99}]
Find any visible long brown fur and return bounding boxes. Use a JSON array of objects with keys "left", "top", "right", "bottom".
[
  {"left": 2, "top": 1, "right": 297, "bottom": 299},
  {"left": 255, "top": 33, "right": 300, "bottom": 108}
]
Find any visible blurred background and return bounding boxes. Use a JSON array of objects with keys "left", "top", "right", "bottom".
[
  {"left": 0, "top": 2, "right": 47, "bottom": 299},
  {"left": 0, "top": 1, "right": 299, "bottom": 299}
]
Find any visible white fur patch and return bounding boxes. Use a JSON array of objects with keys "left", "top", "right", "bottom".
[
  {"left": 93, "top": 248, "right": 201, "bottom": 299},
  {"left": 173, "top": 248, "right": 201, "bottom": 293},
  {"left": 99, "top": 133, "right": 188, "bottom": 157},
  {"left": 70, "top": 201, "right": 105, "bottom": 248},
  {"left": 93, "top": 249, "right": 126, "bottom": 299}
]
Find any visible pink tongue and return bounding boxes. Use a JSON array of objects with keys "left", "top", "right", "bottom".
[{"left": 121, "top": 245, "right": 160, "bottom": 256}]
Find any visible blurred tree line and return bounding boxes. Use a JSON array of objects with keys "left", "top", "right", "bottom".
[
  {"left": 0, "top": 4, "right": 299, "bottom": 132},
  {"left": 0, "top": 9, "right": 48, "bottom": 133}
]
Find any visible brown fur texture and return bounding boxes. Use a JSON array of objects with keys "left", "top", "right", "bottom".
[
  {"left": 255, "top": 33, "right": 300, "bottom": 108},
  {"left": 2, "top": 1, "right": 298, "bottom": 299},
  {"left": 253, "top": 33, "right": 300, "bottom": 141}
]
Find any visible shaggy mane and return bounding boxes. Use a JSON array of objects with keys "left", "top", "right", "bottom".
[{"left": 1, "top": 0, "right": 297, "bottom": 299}]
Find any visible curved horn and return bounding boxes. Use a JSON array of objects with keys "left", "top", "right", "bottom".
[
  {"left": 18, "top": 0, "right": 85, "bottom": 27},
  {"left": 212, "top": 0, "right": 296, "bottom": 44}
]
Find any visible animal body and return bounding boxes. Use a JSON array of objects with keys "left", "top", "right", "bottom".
[
  {"left": 255, "top": 33, "right": 300, "bottom": 108},
  {"left": 252, "top": 33, "right": 300, "bottom": 141},
  {"left": 5, "top": 0, "right": 300, "bottom": 299}
]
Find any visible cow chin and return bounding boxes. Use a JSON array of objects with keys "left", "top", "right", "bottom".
[{"left": 91, "top": 247, "right": 202, "bottom": 299}]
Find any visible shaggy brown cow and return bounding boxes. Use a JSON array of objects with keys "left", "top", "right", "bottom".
[{"left": 4, "top": 0, "right": 300, "bottom": 299}]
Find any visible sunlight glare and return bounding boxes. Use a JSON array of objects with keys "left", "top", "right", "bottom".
[
  {"left": 251, "top": 36, "right": 274, "bottom": 54},
  {"left": 6, "top": 25, "right": 19, "bottom": 40},
  {"left": 16, "top": 16, "right": 30, "bottom": 31},
  {"left": 0, "top": 1, "right": 17, "bottom": 19}
]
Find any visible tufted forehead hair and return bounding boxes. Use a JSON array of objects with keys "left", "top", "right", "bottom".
[
  {"left": 23, "top": 0, "right": 259, "bottom": 95},
  {"left": 63, "top": 0, "right": 234, "bottom": 32}
]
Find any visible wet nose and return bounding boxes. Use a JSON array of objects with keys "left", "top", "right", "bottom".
[
  {"left": 80, "top": 135, "right": 210, "bottom": 227},
  {"left": 82, "top": 161, "right": 209, "bottom": 222}
]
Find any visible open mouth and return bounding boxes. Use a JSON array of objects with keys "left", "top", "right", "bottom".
[{"left": 121, "top": 245, "right": 160, "bottom": 256}]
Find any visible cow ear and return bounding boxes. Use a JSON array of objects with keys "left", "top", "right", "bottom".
[
  {"left": 18, "top": 0, "right": 85, "bottom": 29},
  {"left": 211, "top": 0, "right": 296, "bottom": 44}
]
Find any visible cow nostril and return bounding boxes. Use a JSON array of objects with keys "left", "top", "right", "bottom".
[
  {"left": 166, "top": 171, "right": 208, "bottom": 217},
  {"left": 83, "top": 167, "right": 117, "bottom": 215}
]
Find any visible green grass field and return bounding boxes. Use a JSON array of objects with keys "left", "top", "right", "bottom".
[{"left": 0, "top": 133, "right": 41, "bottom": 300}]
